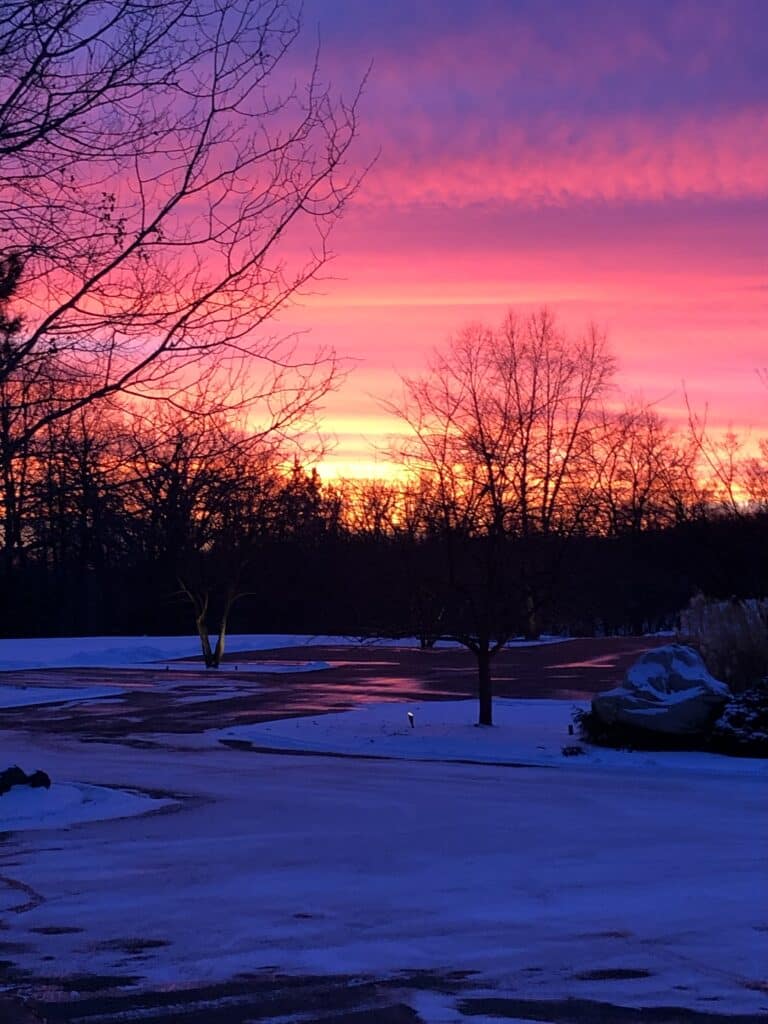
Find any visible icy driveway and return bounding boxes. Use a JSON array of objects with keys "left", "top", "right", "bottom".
[{"left": 0, "top": 721, "right": 765, "bottom": 1019}]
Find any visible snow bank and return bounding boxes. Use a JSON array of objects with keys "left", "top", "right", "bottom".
[
  {"left": 0, "top": 782, "right": 173, "bottom": 833},
  {"left": 215, "top": 698, "right": 768, "bottom": 776}
]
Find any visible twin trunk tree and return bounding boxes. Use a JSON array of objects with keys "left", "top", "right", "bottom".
[{"left": 177, "top": 578, "right": 244, "bottom": 669}]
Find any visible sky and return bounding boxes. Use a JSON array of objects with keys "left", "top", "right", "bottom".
[{"left": 276, "top": 0, "right": 767, "bottom": 477}]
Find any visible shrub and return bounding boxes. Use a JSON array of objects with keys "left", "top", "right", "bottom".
[
  {"left": 711, "top": 683, "right": 768, "bottom": 757},
  {"left": 678, "top": 593, "right": 768, "bottom": 692},
  {"left": 572, "top": 707, "right": 706, "bottom": 752}
]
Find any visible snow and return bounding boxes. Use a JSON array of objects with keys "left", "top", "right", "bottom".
[
  {"left": 407, "top": 991, "right": 533, "bottom": 1024},
  {"left": 625, "top": 647, "right": 729, "bottom": 696},
  {"left": 0, "top": 684, "right": 123, "bottom": 709},
  {"left": 0, "top": 646, "right": 764, "bottom": 1016},
  {"left": 0, "top": 727, "right": 763, "bottom": 1014},
  {"left": 0, "top": 634, "right": 569, "bottom": 672},
  {"left": 0, "top": 635, "right": 338, "bottom": 671},
  {"left": 211, "top": 698, "right": 768, "bottom": 777},
  {"left": 0, "top": 781, "right": 173, "bottom": 833}
]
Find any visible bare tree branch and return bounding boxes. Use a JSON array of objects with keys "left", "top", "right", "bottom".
[{"left": 0, "top": 0, "right": 365, "bottom": 446}]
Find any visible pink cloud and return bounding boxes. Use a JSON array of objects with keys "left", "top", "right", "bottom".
[{"left": 358, "top": 108, "right": 768, "bottom": 207}]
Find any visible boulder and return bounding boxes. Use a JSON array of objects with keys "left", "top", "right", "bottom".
[
  {"left": 0, "top": 765, "right": 52, "bottom": 796},
  {"left": 592, "top": 644, "right": 730, "bottom": 736}
]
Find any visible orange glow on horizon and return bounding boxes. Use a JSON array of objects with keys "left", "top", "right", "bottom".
[{"left": 313, "top": 458, "right": 405, "bottom": 482}]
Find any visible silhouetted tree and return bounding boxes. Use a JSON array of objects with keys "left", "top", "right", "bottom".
[
  {"left": 124, "top": 398, "right": 283, "bottom": 663},
  {"left": 393, "top": 309, "right": 615, "bottom": 724},
  {"left": 0, "top": 0, "right": 362, "bottom": 444},
  {"left": 590, "top": 403, "right": 703, "bottom": 534}
]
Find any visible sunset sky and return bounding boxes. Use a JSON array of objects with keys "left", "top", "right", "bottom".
[{"left": 277, "top": 0, "right": 767, "bottom": 477}]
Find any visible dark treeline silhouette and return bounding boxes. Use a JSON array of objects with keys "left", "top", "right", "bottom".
[{"left": 0, "top": 395, "right": 765, "bottom": 645}]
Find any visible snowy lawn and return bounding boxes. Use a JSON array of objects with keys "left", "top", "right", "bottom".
[{"left": 212, "top": 697, "right": 768, "bottom": 777}]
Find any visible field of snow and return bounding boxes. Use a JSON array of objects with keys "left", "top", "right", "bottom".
[
  {"left": 0, "top": 634, "right": 345, "bottom": 671},
  {"left": 0, "top": 633, "right": 569, "bottom": 671}
]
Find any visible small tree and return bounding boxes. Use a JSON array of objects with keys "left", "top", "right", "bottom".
[
  {"left": 124, "top": 397, "right": 281, "bottom": 662},
  {"left": 393, "top": 309, "right": 615, "bottom": 724}
]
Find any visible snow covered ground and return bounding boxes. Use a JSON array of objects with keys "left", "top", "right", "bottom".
[
  {"left": 0, "top": 636, "right": 764, "bottom": 1017},
  {"left": 0, "top": 683, "right": 124, "bottom": 709},
  {"left": 0, "top": 781, "right": 174, "bottom": 834},
  {"left": 0, "top": 633, "right": 569, "bottom": 671},
  {"left": 0, "top": 634, "right": 345, "bottom": 671},
  {"left": 211, "top": 697, "right": 768, "bottom": 776},
  {"left": 0, "top": 690, "right": 765, "bottom": 1017},
  {"left": 0, "top": 635, "right": 340, "bottom": 711}
]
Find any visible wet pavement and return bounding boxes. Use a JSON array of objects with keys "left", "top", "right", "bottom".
[{"left": 0, "top": 637, "right": 666, "bottom": 742}]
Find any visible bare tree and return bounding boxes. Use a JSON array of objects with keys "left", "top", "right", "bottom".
[
  {"left": 124, "top": 395, "right": 282, "bottom": 664},
  {"left": 0, "top": 0, "right": 363, "bottom": 448},
  {"left": 742, "top": 440, "right": 768, "bottom": 510},
  {"left": 684, "top": 394, "right": 751, "bottom": 515},
  {"left": 393, "top": 309, "right": 615, "bottom": 724},
  {"left": 741, "top": 369, "right": 768, "bottom": 510},
  {"left": 590, "top": 403, "right": 704, "bottom": 534}
]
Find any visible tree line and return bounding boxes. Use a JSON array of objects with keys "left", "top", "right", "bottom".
[{"left": 0, "top": 319, "right": 764, "bottom": 645}]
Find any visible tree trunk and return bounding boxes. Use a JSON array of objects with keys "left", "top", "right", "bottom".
[
  {"left": 524, "top": 592, "right": 540, "bottom": 641},
  {"left": 211, "top": 603, "right": 231, "bottom": 668},
  {"left": 477, "top": 644, "right": 493, "bottom": 726},
  {"left": 196, "top": 613, "right": 216, "bottom": 668},
  {"left": 212, "top": 624, "right": 225, "bottom": 667}
]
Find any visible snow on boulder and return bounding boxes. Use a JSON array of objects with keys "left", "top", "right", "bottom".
[{"left": 592, "top": 644, "right": 730, "bottom": 735}]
